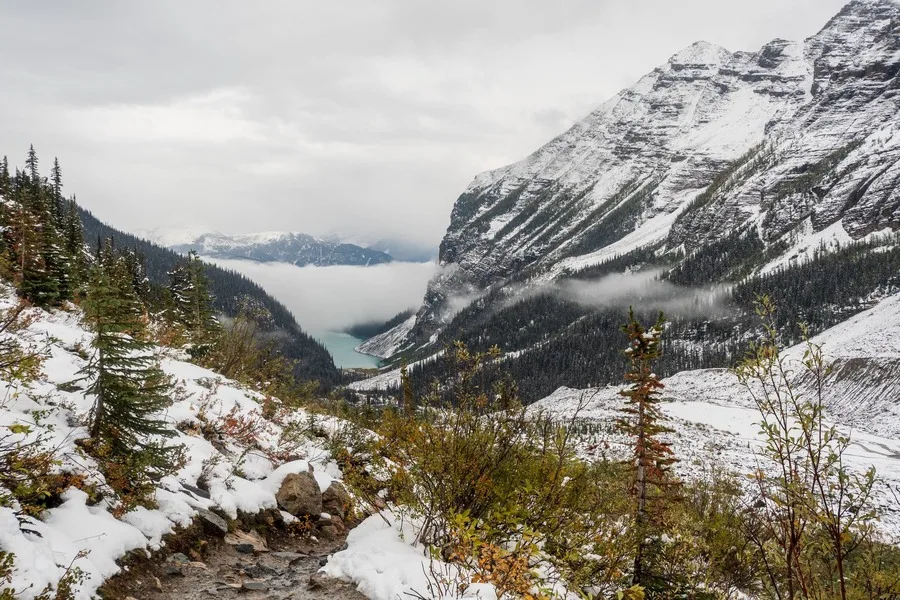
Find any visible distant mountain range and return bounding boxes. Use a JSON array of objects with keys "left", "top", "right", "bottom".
[{"left": 141, "top": 228, "right": 437, "bottom": 266}]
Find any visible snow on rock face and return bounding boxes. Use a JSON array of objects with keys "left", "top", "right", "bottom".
[
  {"left": 0, "top": 287, "right": 346, "bottom": 599},
  {"left": 348, "top": 351, "right": 444, "bottom": 392},
  {"left": 354, "top": 314, "right": 417, "bottom": 359},
  {"left": 403, "top": 0, "right": 900, "bottom": 349},
  {"left": 168, "top": 231, "right": 394, "bottom": 267}
]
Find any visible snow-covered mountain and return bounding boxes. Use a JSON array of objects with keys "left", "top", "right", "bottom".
[
  {"left": 165, "top": 231, "right": 393, "bottom": 267},
  {"left": 392, "top": 0, "right": 900, "bottom": 348}
]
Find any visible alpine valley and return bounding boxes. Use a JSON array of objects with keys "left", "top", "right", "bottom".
[
  {"left": 4, "top": 2, "right": 900, "bottom": 599},
  {"left": 353, "top": 0, "right": 900, "bottom": 403}
]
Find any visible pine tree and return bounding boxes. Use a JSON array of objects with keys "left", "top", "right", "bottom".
[
  {"left": 80, "top": 253, "right": 176, "bottom": 464},
  {"left": 50, "top": 157, "right": 63, "bottom": 221},
  {"left": 63, "top": 198, "right": 86, "bottom": 289},
  {"left": 25, "top": 145, "right": 39, "bottom": 186},
  {"left": 617, "top": 309, "right": 678, "bottom": 588},
  {"left": 0, "top": 156, "right": 9, "bottom": 198},
  {"left": 168, "top": 250, "right": 219, "bottom": 355}
]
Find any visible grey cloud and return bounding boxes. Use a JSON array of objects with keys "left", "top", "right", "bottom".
[{"left": 0, "top": 0, "right": 849, "bottom": 248}]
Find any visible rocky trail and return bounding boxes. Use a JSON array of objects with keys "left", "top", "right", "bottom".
[
  {"left": 150, "top": 527, "right": 364, "bottom": 600},
  {"left": 103, "top": 511, "right": 367, "bottom": 600},
  {"left": 103, "top": 473, "right": 369, "bottom": 600}
]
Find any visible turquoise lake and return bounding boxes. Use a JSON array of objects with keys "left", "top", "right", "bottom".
[{"left": 318, "top": 331, "right": 382, "bottom": 369}]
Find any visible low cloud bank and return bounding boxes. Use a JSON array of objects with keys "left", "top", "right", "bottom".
[
  {"left": 208, "top": 258, "right": 436, "bottom": 336},
  {"left": 556, "top": 270, "right": 726, "bottom": 316}
]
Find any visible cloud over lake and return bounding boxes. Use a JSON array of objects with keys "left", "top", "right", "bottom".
[{"left": 208, "top": 259, "right": 436, "bottom": 336}]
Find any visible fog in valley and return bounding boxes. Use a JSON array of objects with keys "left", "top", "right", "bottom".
[{"left": 208, "top": 258, "right": 436, "bottom": 336}]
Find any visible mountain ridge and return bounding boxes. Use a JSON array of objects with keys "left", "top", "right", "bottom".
[
  {"left": 384, "top": 0, "right": 900, "bottom": 354},
  {"left": 167, "top": 230, "right": 394, "bottom": 267},
  {"left": 348, "top": 0, "right": 900, "bottom": 407}
]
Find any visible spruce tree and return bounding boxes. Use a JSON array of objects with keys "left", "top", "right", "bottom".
[
  {"left": 25, "top": 145, "right": 39, "bottom": 185},
  {"left": 63, "top": 198, "right": 86, "bottom": 290},
  {"left": 50, "top": 157, "right": 63, "bottom": 217},
  {"left": 617, "top": 309, "right": 678, "bottom": 589},
  {"left": 80, "top": 252, "right": 176, "bottom": 464},
  {"left": 0, "top": 156, "right": 9, "bottom": 198},
  {"left": 168, "top": 250, "right": 219, "bottom": 355}
]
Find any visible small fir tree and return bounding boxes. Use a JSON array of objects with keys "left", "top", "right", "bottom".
[
  {"left": 50, "top": 157, "right": 63, "bottom": 217},
  {"left": 80, "top": 252, "right": 177, "bottom": 467},
  {"left": 617, "top": 309, "right": 678, "bottom": 589}
]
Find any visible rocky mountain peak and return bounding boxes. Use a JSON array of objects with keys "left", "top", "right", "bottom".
[{"left": 375, "top": 0, "right": 900, "bottom": 354}]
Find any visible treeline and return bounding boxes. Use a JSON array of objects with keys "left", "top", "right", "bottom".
[
  {"left": 732, "top": 234, "right": 900, "bottom": 344},
  {"left": 0, "top": 146, "right": 341, "bottom": 387},
  {"left": 404, "top": 303, "right": 738, "bottom": 403}
]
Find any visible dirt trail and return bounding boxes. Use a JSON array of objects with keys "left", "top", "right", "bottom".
[{"left": 125, "top": 528, "right": 365, "bottom": 600}]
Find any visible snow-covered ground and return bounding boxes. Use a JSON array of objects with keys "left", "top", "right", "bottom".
[
  {"left": 0, "top": 289, "right": 344, "bottom": 598},
  {"left": 322, "top": 511, "right": 498, "bottom": 600},
  {"left": 348, "top": 351, "right": 445, "bottom": 392},
  {"left": 530, "top": 292, "right": 900, "bottom": 536},
  {"left": 0, "top": 287, "right": 503, "bottom": 600}
]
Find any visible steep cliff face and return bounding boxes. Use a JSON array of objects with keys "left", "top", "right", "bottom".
[{"left": 405, "top": 0, "right": 900, "bottom": 349}]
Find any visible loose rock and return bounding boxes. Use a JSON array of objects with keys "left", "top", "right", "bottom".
[
  {"left": 164, "top": 565, "right": 184, "bottom": 577},
  {"left": 241, "top": 580, "right": 269, "bottom": 592},
  {"left": 272, "top": 551, "right": 306, "bottom": 561},
  {"left": 224, "top": 529, "right": 269, "bottom": 553},
  {"left": 276, "top": 472, "right": 322, "bottom": 517},
  {"left": 317, "top": 524, "right": 338, "bottom": 542},
  {"left": 182, "top": 483, "right": 212, "bottom": 499},
  {"left": 321, "top": 482, "right": 351, "bottom": 519},
  {"left": 234, "top": 543, "right": 254, "bottom": 555},
  {"left": 197, "top": 508, "right": 229, "bottom": 535}
]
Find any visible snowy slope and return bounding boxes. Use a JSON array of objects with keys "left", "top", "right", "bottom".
[
  {"left": 0, "top": 288, "right": 508, "bottom": 600},
  {"left": 0, "top": 289, "right": 346, "bottom": 598},
  {"left": 529, "top": 291, "right": 900, "bottom": 533},
  {"left": 398, "top": 0, "right": 900, "bottom": 349},
  {"left": 348, "top": 351, "right": 445, "bottom": 392},
  {"left": 354, "top": 314, "right": 417, "bottom": 359}
]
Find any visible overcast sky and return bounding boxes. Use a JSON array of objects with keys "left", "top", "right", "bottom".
[{"left": 0, "top": 0, "right": 849, "bottom": 248}]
